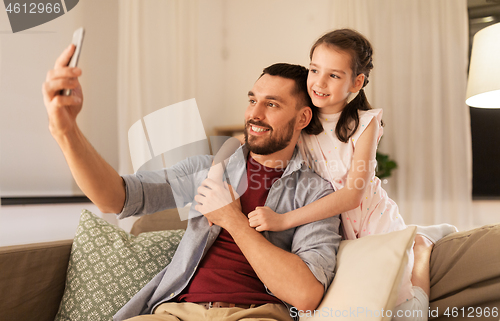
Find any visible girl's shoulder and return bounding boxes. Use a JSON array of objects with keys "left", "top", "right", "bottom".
[
  {"left": 352, "top": 108, "right": 384, "bottom": 146},
  {"left": 358, "top": 108, "right": 383, "bottom": 123}
]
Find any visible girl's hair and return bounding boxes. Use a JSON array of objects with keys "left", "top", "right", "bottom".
[{"left": 310, "top": 28, "right": 379, "bottom": 142}]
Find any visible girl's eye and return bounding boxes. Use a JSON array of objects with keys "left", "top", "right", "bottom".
[
  {"left": 309, "top": 69, "right": 317, "bottom": 74},
  {"left": 330, "top": 74, "right": 339, "bottom": 79}
]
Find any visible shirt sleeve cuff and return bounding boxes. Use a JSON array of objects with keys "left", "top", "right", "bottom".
[{"left": 117, "top": 174, "right": 144, "bottom": 219}]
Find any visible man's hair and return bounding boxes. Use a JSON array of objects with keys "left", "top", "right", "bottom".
[{"left": 260, "top": 63, "right": 323, "bottom": 135}]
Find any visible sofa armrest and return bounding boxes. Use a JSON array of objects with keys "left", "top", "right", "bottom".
[
  {"left": 429, "top": 224, "right": 500, "bottom": 320},
  {"left": 0, "top": 239, "right": 73, "bottom": 321}
]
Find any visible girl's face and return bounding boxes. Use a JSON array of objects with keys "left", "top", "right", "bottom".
[{"left": 307, "top": 44, "right": 364, "bottom": 114}]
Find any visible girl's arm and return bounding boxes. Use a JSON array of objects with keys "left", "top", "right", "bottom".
[{"left": 249, "top": 117, "right": 379, "bottom": 231}]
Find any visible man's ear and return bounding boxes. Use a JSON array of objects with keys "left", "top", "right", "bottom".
[
  {"left": 351, "top": 73, "right": 365, "bottom": 93},
  {"left": 296, "top": 106, "right": 313, "bottom": 130}
]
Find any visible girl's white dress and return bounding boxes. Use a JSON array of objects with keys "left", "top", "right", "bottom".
[{"left": 298, "top": 108, "right": 413, "bottom": 306}]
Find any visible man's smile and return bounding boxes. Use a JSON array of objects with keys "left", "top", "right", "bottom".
[
  {"left": 247, "top": 122, "right": 272, "bottom": 135},
  {"left": 251, "top": 125, "right": 270, "bottom": 133}
]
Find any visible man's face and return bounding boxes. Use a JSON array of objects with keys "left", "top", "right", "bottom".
[{"left": 244, "top": 74, "right": 301, "bottom": 155}]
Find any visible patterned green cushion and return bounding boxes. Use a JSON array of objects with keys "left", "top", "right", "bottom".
[{"left": 55, "top": 209, "right": 184, "bottom": 321}]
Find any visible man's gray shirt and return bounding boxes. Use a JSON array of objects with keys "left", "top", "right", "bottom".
[{"left": 113, "top": 145, "right": 341, "bottom": 321}]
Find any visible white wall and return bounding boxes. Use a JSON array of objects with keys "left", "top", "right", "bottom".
[
  {"left": 194, "top": 0, "right": 225, "bottom": 137},
  {"left": 0, "top": 0, "right": 118, "bottom": 197},
  {"left": 473, "top": 200, "right": 500, "bottom": 227},
  {"left": 0, "top": 203, "right": 106, "bottom": 246},
  {"left": 216, "top": 0, "right": 333, "bottom": 127}
]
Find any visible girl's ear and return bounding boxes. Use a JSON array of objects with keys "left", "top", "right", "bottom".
[
  {"left": 351, "top": 73, "right": 365, "bottom": 93},
  {"left": 297, "top": 106, "right": 313, "bottom": 130}
]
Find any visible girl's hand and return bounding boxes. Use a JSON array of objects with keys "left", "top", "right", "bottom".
[{"left": 248, "top": 206, "right": 288, "bottom": 232}]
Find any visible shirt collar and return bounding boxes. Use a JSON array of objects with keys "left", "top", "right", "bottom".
[{"left": 233, "top": 144, "right": 305, "bottom": 177}]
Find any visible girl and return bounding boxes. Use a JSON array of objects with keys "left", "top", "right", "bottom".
[{"left": 247, "top": 29, "right": 457, "bottom": 320}]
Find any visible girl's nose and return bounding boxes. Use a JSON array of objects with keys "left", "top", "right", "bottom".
[{"left": 315, "top": 74, "right": 327, "bottom": 88}]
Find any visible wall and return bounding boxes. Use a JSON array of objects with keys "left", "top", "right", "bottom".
[
  {"left": 0, "top": 0, "right": 119, "bottom": 197},
  {"left": 0, "top": 203, "right": 104, "bottom": 246},
  {"left": 194, "top": 0, "right": 225, "bottom": 136},
  {"left": 217, "top": 0, "right": 333, "bottom": 127},
  {"left": 473, "top": 200, "right": 500, "bottom": 227}
]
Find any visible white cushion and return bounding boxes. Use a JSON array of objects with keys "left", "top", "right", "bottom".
[{"left": 299, "top": 226, "right": 416, "bottom": 321}]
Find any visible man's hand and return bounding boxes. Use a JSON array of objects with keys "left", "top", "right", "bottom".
[
  {"left": 40, "top": 44, "right": 126, "bottom": 214},
  {"left": 194, "top": 178, "right": 243, "bottom": 229},
  {"left": 42, "top": 44, "right": 83, "bottom": 138}
]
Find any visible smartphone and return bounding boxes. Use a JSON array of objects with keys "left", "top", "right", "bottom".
[{"left": 62, "top": 27, "right": 85, "bottom": 96}]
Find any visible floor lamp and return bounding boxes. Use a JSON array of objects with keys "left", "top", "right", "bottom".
[{"left": 466, "top": 22, "right": 500, "bottom": 108}]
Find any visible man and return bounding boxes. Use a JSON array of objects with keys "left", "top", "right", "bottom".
[{"left": 43, "top": 44, "right": 341, "bottom": 321}]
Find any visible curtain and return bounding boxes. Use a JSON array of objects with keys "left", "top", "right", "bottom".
[
  {"left": 117, "top": 0, "right": 198, "bottom": 176},
  {"left": 327, "top": 0, "right": 473, "bottom": 229},
  {"left": 116, "top": 0, "right": 198, "bottom": 230}
]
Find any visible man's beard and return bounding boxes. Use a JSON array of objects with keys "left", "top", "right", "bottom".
[{"left": 244, "top": 116, "right": 296, "bottom": 155}]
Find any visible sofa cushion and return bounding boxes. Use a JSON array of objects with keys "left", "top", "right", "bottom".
[
  {"left": 429, "top": 223, "right": 500, "bottom": 320},
  {"left": 301, "top": 226, "right": 416, "bottom": 321},
  {"left": 55, "top": 209, "right": 184, "bottom": 321}
]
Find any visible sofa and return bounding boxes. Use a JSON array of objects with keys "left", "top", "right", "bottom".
[{"left": 1, "top": 208, "right": 499, "bottom": 321}]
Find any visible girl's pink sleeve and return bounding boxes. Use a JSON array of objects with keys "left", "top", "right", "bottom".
[{"left": 352, "top": 108, "right": 383, "bottom": 146}]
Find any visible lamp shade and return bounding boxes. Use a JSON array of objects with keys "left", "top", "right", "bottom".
[{"left": 466, "top": 22, "right": 500, "bottom": 108}]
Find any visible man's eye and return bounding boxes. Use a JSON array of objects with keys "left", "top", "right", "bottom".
[
  {"left": 249, "top": 99, "right": 256, "bottom": 104},
  {"left": 268, "top": 102, "right": 277, "bottom": 108}
]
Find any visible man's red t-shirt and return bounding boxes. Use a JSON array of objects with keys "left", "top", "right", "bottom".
[{"left": 176, "top": 155, "right": 284, "bottom": 304}]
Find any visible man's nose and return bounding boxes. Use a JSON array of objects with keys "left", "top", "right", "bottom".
[{"left": 248, "top": 102, "right": 266, "bottom": 120}]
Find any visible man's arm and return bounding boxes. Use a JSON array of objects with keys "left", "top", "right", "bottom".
[
  {"left": 231, "top": 221, "right": 325, "bottom": 311},
  {"left": 195, "top": 179, "right": 332, "bottom": 311},
  {"left": 42, "top": 44, "right": 125, "bottom": 213}
]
